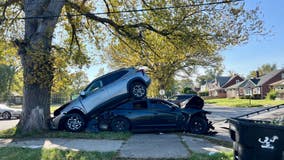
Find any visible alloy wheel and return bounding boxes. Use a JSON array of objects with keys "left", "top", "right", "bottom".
[{"left": 66, "top": 114, "right": 84, "bottom": 131}]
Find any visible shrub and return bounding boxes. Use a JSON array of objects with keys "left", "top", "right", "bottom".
[
  {"left": 199, "top": 91, "right": 209, "bottom": 97},
  {"left": 266, "top": 89, "right": 277, "bottom": 100},
  {"left": 183, "top": 87, "right": 197, "bottom": 94}
]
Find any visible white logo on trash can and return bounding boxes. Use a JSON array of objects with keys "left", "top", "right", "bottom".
[{"left": 258, "top": 136, "right": 279, "bottom": 149}]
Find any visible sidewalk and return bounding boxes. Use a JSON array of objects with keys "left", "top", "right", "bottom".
[{"left": 0, "top": 134, "right": 232, "bottom": 159}]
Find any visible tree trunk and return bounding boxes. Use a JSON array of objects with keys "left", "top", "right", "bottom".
[
  {"left": 17, "top": 0, "right": 65, "bottom": 134},
  {"left": 18, "top": 52, "right": 53, "bottom": 132}
]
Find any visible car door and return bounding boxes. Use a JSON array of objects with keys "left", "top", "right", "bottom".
[
  {"left": 80, "top": 78, "right": 109, "bottom": 113},
  {"left": 126, "top": 100, "right": 156, "bottom": 130},
  {"left": 149, "top": 100, "right": 182, "bottom": 130},
  {"left": 101, "top": 70, "right": 129, "bottom": 99}
]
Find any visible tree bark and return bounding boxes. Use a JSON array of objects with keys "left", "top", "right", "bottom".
[{"left": 17, "top": 0, "right": 65, "bottom": 133}]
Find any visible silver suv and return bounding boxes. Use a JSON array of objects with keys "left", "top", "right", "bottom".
[{"left": 50, "top": 67, "right": 151, "bottom": 132}]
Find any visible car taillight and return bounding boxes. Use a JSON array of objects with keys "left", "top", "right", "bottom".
[{"left": 137, "top": 69, "right": 145, "bottom": 75}]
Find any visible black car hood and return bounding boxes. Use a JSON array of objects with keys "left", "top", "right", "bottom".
[{"left": 184, "top": 96, "right": 204, "bottom": 109}]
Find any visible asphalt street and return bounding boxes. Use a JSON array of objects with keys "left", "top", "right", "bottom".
[{"left": 0, "top": 119, "right": 19, "bottom": 131}]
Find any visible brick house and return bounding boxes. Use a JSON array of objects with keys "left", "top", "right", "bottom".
[
  {"left": 208, "top": 75, "right": 244, "bottom": 98},
  {"left": 270, "top": 79, "right": 284, "bottom": 100},
  {"left": 226, "top": 78, "right": 260, "bottom": 98},
  {"left": 226, "top": 69, "right": 284, "bottom": 99}
]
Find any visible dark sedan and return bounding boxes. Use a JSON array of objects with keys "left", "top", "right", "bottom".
[{"left": 98, "top": 99, "right": 213, "bottom": 134}]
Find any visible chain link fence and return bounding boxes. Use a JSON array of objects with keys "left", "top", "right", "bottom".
[{"left": 0, "top": 94, "right": 73, "bottom": 106}]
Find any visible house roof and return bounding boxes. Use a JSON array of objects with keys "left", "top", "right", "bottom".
[
  {"left": 226, "top": 78, "right": 259, "bottom": 89},
  {"left": 250, "top": 78, "right": 260, "bottom": 85},
  {"left": 256, "top": 69, "right": 284, "bottom": 86},
  {"left": 226, "top": 80, "right": 244, "bottom": 89},
  {"left": 270, "top": 79, "right": 284, "bottom": 86},
  {"left": 216, "top": 76, "right": 231, "bottom": 87},
  {"left": 222, "top": 74, "right": 244, "bottom": 88}
]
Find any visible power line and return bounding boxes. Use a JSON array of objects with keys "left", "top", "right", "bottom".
[{"left": 2, "top": 0, "right": 243, "bottom": 21}]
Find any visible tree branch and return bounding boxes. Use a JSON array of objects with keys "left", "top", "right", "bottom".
[
  {"left": 66, "top": 1, "right": 171, "bottom": 39},
  {"left": 102, "top": 0, "right": 110, "bottom": 16},
  {"left": 66, "top": 12, "right": 82, "bottom": 54}
]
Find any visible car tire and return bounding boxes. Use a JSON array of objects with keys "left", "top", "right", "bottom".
[
  {"left": 110, "top": 117, "right": 130, "bottom": 132},
  {"left": 188, "top": 116, "right": 209, "bottom": 134},
  {"left": 65, "top": 113, "right": 85, "bottom": 132},
  {"left": 2, "top": 111, "right": 11, "bottom": 120},
  {"left": 130, "top": 82, "right": 146, "bottom": 99}
]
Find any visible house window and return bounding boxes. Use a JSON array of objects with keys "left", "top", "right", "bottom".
[{"left": 245, "top": 88, "right": 252, "bottom": 95}]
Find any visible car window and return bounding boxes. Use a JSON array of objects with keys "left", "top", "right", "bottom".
[
  {"left": 102, "top": 70, "right": 128, "bottom": 86},
  {"left": 87, "top": 80, "right": 103, "bottom": 93},
  {"left": 149, "top": 100, "right": 172, "bottom": 111},
  {"left": 132, "top": 101, "right": 147, "bottom": 110}
]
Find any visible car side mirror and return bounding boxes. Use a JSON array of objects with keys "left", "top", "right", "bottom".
[{"left": 80, "top": 91, "right": 86, "bottom": 97}]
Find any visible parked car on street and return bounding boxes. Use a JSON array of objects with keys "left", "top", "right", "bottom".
[
  {"left": 168, "top": 94, "right": 196, "bottom": 108},
  {"left": 50, "top": 67, "right": 151, "bottom": 132},
  {"left": 0, "top": 104, "right": 22, "bottom": 120},
  {"left": 98, "top": 98, "right": 214, "bottom": 134}
]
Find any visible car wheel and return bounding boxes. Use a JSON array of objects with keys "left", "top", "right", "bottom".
[
  {"left": 130, "top": 82, "right": 146, "bottom": 99},
  {"left": 111, "top": 117, "right": 130, "bottom": 132},
  {"left": 188, "top": 116, "right": 209, "bottom": 134},
  {"left": 2, "top": 111, "right": 11, "bottom": 120},
  {"left": 65, "top": 113, "right": 85, "bottom": 132}
]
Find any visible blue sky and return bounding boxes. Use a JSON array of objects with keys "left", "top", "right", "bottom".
[
  {"left": 86, "top": 0, "right": 284, "bottom": 80},
  {"left": 221, "top": 0, "right": 284, "bottom": 77}
]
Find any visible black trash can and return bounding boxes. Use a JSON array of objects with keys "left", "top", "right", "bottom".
[{"left": 229, "top": 118, "right": 284, "bottom": 160}]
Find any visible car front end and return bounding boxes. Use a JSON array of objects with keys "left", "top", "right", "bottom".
[{"left": 49, "top": 98, "right": 87, "bottom": 130}]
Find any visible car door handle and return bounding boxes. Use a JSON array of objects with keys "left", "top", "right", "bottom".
[{"left": 153, "top": 113, "right": 158, "bottom": 115}]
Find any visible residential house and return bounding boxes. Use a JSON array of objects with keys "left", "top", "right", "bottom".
[
  {"left": 226, "top": 78, "right": 260, "bottom": 98},
  {"left": 270, "top": 79, "right": 284, "bottom": 100},
  {"left": 208, "top": 75, "right": 244, "bottom": 98},
  {"left": 200, "top": 80, "right": 211, "bottom": 92},
  {"left": 226, "top": 69, "right": 284, "bottom": 99}
]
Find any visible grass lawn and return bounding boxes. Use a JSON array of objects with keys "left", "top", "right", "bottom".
[
  {"left": 190, "top": 152, "right": 233, "bottom": 160},
  {"left": 0, "top": 127, "right": 131, "bottom": 140},
  {"left": 205, "top": 98, "right": 284, "bottom": 107},
  {"left": 0, "top": 147, "right": 233, "bottom": 160},
  {"left": 0, "top": 147, "right": 117, "bottom": 160}
]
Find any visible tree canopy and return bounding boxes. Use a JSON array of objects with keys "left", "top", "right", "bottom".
[
  {"left": 105, "top": 0, "right": 264, "bottom": 95},
  {"left": 248, "top": 63, "right": 278, "bottom": 78}
]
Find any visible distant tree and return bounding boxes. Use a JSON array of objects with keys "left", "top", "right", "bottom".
[
  {"left": 228, "top": 70, "right": 237, "bottom": 76},
  {"left": 183, "top": 87, "right": 197, "bottom": 94},
  {"left": 196, "top": 68, "right": 223, "bottom": 86},
  {"left": 70, "top": 71, "right": 89, "bottom": 95},
  {"left": 0, "top": 64, "right": 15, "bottom": 100},
  {"left": 249, "top": 63, "right": 277, "bottom": 77},
  {"left": 0, "top": 41, "right": 22, "bottom": 99}
]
